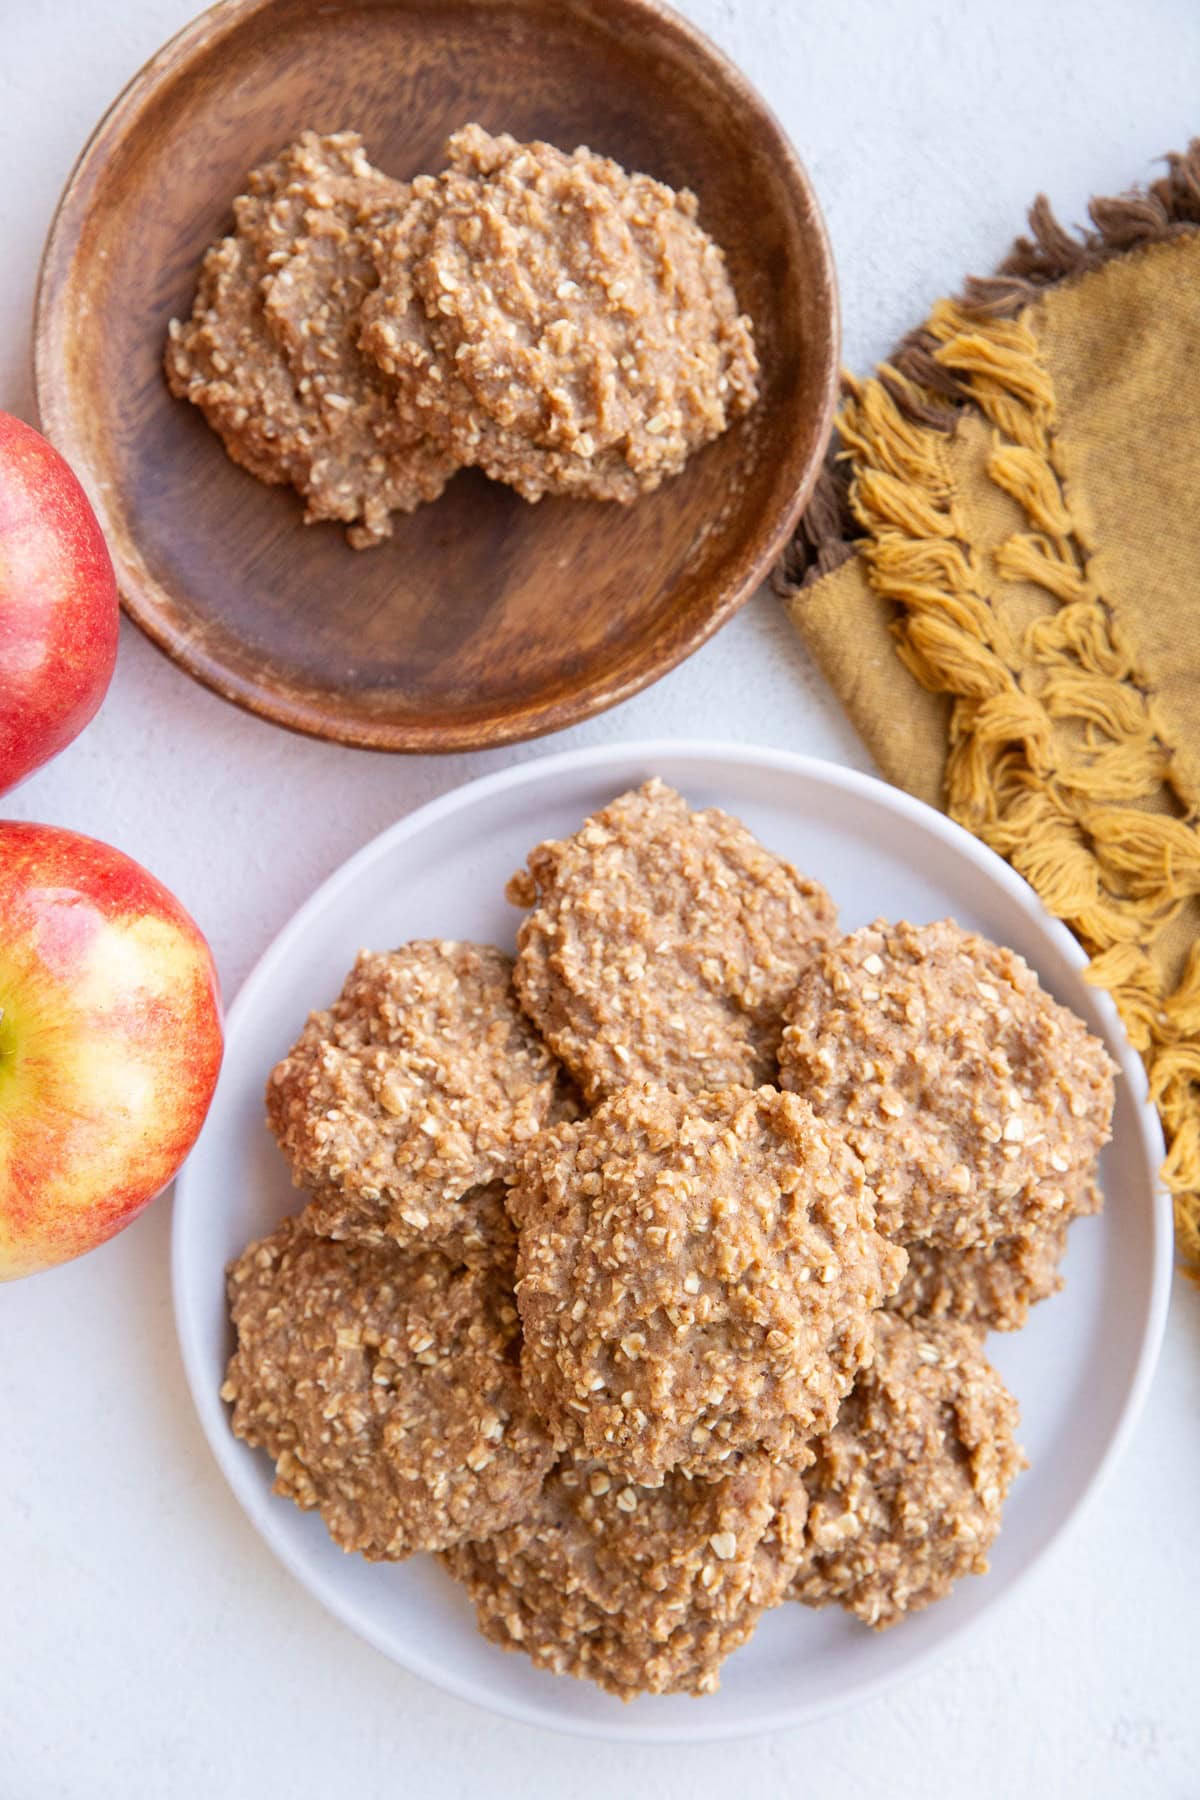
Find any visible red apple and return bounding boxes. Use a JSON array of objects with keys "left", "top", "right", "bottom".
[
  {"left": 0, "top": 412, "right": 119, "bottom": 794},
  {"left": 0, "top": 821, "right": 223, "bottom": 1278}
]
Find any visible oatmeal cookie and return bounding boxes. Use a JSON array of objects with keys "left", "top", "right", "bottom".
[
  {"left": 778, "top": 919, "right": 1115, "bottom": 1247},
  {"left": 222, "top": 1215, "right": 555, "bottom": 1557},
  {"left": 442, "top": 1449, "right": 807, "bottom": 1698},
  {"left": 265, "top": 941, "right": 571, "bottom": 1258},
  {"left": 165, "top": 131, "right": 457, "bottom": 546},
  {"left": 507, "top": 779, "right": 837, "bottom": 1102},
  {"left": 888, "top": 1215, "right": 1076, "bottom": 1333},
  {"left": 360, "top": 124, "right": 758, "bottom": 503},
  {"left": 789, "top": 1312, "right": 1024, "bottom": 1628},
  {"left": 165, "top": 162, "right": 312, "bottom": 491},
  {"left": 511, "top": 1083, "right": 906, "bottom": 1486},
  {"left": 305, "top": 1176, "right": 518, "bottom": 1271}
]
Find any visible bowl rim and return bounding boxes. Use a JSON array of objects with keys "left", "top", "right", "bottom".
[
  {"left": 32, "top": 0, "right": 841, "bottom": 754},
  {"left": 171, "top": 738, "right": 1174, "bottom": 1740}
]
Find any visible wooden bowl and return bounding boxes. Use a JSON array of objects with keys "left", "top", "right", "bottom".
[{"left": 35, "top": 0, "right": 839, "bottom": 753}]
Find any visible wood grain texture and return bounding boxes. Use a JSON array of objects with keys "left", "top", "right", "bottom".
[{"left": 34, "top": 0, "right": 839, "bottom": 753}]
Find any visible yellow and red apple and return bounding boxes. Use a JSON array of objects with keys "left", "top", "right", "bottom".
[
  {"left": 0, "top": 411, "right": 119, "bottom": 794},
  {"left": 0, "top": 821, "right": 223, "bottom": 1278}
]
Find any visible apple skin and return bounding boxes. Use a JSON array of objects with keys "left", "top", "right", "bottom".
[
  {"left": 0, "top": 412, "right": 119, "bottom": 795},
  {"left": 0, "top": 821, "right": 223, "bottom": 1279}
]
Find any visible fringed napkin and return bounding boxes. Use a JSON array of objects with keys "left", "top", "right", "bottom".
[{"left": 778, "top": 143, "right": 1200, "bottom": 1272}]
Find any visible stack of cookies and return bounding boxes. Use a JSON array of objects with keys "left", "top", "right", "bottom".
[
  {"left": 166, "top": 126, "right": 759, "bottom": 547},
  {"left": 223, "top": 779, "right": 1114, "bottom": 1698}
]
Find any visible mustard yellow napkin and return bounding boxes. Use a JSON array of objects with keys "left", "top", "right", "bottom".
[{"left": 779, "top": 145, "right": 1200, "bottom": 1272}]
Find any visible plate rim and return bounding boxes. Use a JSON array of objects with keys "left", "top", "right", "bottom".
[
  {"left": 33, "top": 0, "right": 840, "bottom": 754},
  {"left": 171, "top": 739, "right": 1173, "bottom": 1739}
]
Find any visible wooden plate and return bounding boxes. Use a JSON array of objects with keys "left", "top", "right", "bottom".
[{"left": 35, "top": 0, "right": 839, "bottom": 752}]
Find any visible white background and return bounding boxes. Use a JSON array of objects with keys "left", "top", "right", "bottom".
[{"left": 2, "top": 1, "right": 1199, "bottom": 1795}]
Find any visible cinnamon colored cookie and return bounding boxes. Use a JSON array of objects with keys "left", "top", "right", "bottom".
[
  {"left": 165, "top": 131, "right": 456, "bottom": 546},
  {"left": 507, "top": 778, "right": 837, "bottom": 1103},
  {"left": 360, "top": 125, "right": 758, "bottom": 503},
  {"left": 265, "top": 940, "right": 574, "bottom": 1261},
  {"left": 443, "top": 1449, "right": 807, "bottom": 1698},
  {"left": 790, "top": 1312, "right": 1025, "bottom": 1628},
  {"left": 779, "top": 918, "right": 1114, "bottom": 1247},
  {"left": 223, "top": 1215, "right": 554, "bottom": 1558},
  {"left": 511, "top": 1082, "right": 905, "bottom": 1486}
]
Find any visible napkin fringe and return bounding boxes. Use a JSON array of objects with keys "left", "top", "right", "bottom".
[
  {"left": 781, "top": 152, "right": 1200, "bottom": 1269},
  {"left": 777, "top": 140, "right": 1200, "bottom": 594},
  {"left": 889, "top": 140, "right": 1200, "bottom": 429}
]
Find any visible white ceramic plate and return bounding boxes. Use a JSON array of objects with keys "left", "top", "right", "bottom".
[{"left": 172, "top": 741, "right": 1172, "bottom": 1741}]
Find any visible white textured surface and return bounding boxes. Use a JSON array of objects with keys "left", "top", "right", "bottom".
[{"left": 1, "top": 1, "right": 1198, "bottom": 1795}]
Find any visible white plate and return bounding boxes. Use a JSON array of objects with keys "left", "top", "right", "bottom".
[{"left": 172, "top": 741, "right": 1172, "bottom": 1741}]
